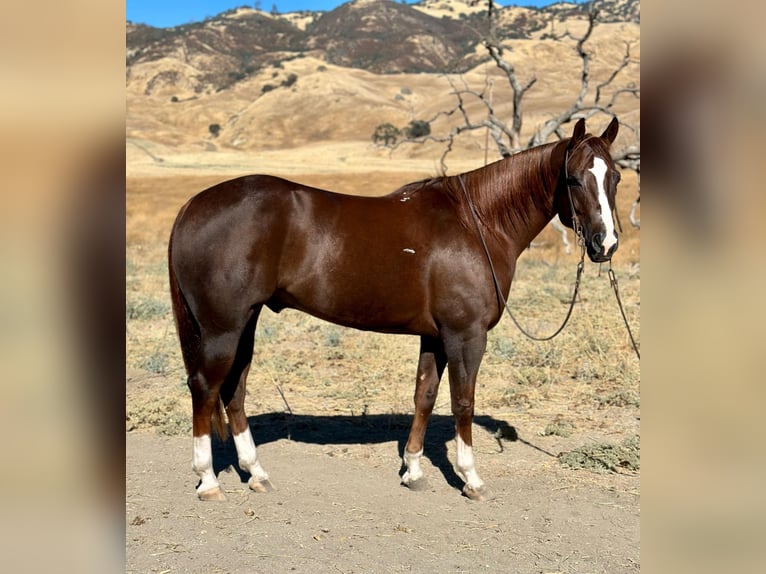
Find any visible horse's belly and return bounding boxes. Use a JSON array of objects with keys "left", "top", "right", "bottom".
[{"left": 271, "top": 280, "right": 437, "bottom": 337}]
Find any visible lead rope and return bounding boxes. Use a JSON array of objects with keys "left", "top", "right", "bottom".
[
  {"left": 607, "top": 264, "right": 641, "bottom": 360},
  {"left": 457, "top": 150, "right": 640, "bottom": 359},
  {"left": 456, "top": 149, "right": 585, "bottom": 341}
]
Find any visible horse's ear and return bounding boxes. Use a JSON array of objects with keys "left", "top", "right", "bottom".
[
  {"left": 600, "top": 117, "right": 619, "bottom": 145},
  {"left": 570, "top": 118, "right": 586, "bottom": 145}
]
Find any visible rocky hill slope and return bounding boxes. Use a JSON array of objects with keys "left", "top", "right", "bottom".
[
  {"left": 127, "top": 0, "right": 638, "bottom": 95},
  {"left": 127, "top": 0, "right": 640, "bottom": 167}
]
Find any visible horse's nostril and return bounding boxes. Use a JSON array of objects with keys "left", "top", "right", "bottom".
[{"left": 591, "top": 233, "right": 603, "bottom": 251}]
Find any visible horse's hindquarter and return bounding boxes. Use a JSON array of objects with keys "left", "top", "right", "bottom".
[{"left": 170, "top": 176, "right": 295, "bottom": 330}]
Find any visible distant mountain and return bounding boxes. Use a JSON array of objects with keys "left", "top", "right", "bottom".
[
  {"left": 543, "top": 0, "right": 640, "bottom": 23},
  {"left": 127, "top": 10, "right": 308, "bottom": 95},
  {"left": 127, "top": 0, "right": 639, "bottom": 96},
  {"left": 305, "top": 0, "right": 482, "bottom": 73}
]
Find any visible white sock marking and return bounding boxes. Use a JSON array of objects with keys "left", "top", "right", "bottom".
[
  {"left": 402, "top": 448, "right": 424, "bottom": 484},
  {"left": 589, "top": 157, "right": 618, "bottom": 254},
  {"left": 456, "top": 435, "right": 484, "bottom": 490},
  {"left": 192, "top": 434, "right": 220, "bottom": 494},
  {"left": 233, "top": 428, "right": 269, "bottom": 481}
]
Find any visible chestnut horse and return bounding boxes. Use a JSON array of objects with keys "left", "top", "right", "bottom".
[{"left": 168, "top": 117, "right": 621, "bottom": 501}]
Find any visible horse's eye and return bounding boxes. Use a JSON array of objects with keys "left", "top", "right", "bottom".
[{"left": 567, "top": 177, "right": 581, "bottom": 188}]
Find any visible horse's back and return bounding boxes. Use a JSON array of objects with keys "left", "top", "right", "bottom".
[
  {"left": 172, "top": 174, "right": 303, "bottom": 227},
  {"left": 168, "top": 173, "right": 479, "bottom": 336}
]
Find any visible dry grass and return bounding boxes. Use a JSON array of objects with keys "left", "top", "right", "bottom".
[{"left": 127, "top": 167, "right": 640, "bottom": 472}]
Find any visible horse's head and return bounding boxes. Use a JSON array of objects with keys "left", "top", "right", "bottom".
[{"left": 556, "top": 117, "right": 621, "bottom": 263}]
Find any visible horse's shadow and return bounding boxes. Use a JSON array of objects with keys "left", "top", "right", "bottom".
[{"left": 211, "top": 412, "right": 519, "bottom": 492}]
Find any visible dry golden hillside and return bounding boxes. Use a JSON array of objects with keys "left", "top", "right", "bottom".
[{"left": 127, "top": 12, "right": 639, "bottom": 180}]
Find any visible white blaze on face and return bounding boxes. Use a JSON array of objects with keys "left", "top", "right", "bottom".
[{"left": 589, "top": 157, "right": 618, "bottom": 255}]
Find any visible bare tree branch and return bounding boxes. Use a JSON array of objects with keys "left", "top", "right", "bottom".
[
  {"left": 528, "top": 8, "right": 599, "bottom": 148},
  {"left": 484, "top": 41, "right": 537, "bottom": 150},
  {"left": 392, "top": 2, "right": 639, "bottom": 183},
  {"left": 595, "top": 40, "right": 638, "bottom": 105}
]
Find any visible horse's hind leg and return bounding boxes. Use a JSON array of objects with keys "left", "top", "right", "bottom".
[
  {"left": 223, "top": 307, "right": 273, "bottom": 493},
  {"left": 402, "top": 336, "right": 447, "bottom": 490},
  {"left": 188, "top": 332, "right": 240, "bottom": 501},
  {"left": 226, "top": 370, "right": 273, "bottom": 493}
]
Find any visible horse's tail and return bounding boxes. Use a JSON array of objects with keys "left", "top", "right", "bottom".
[{"left": 168, "top": 219, "right": 228, "bottom": 441}]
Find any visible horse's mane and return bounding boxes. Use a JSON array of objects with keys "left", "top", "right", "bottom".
[
  {"left": 392, "top": 141, "right": 565, "bottom": 236},
  {"left": 454, "top": 142, "right": 563, "bottom": 235}
]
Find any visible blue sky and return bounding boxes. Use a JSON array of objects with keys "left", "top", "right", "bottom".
[{"left": 127, "top": 1, "right": 575, "bottom": 28}]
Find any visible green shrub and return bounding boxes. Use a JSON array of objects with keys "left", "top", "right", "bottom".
[
  {"left": 371, "top": 123, "right": 401, "bottom": 147},
  {"left": 404, "top": 119, "right": 430, "bottom": 139}
]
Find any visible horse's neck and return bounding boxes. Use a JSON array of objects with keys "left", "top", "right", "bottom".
[{"left": 466, "top": 141, "right": 567, "bottom": 251}]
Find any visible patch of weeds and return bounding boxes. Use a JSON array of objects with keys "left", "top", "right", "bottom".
[
  {"left": 256, "top": 323, "right": 279, "bottom": 341},
  {"left": 262, "top": 355, "right": 291, "bottom": 373},
  {"left": 597, "top": 389, "right": 640, "bottom": 408},
  {"left": 324, "top": 328, "right": 342, "bottom": 347},
  {"left": 127, "top": 296, "right": 170, "bottom": 320},
  {"left": 126, "top": 257, "right": 138, "bottom": 275},
  {"left": 126, "top": 397, "right": 192, "bottom": 436},
  {"left": 139, "top": 349, "right": 170, "bottom": 375},
  {"left": 514, "top": 367, "right": 551, "bottom": 387},
  {"left": 558, "top": 435, "right": 640, "bottom": 473},
  {"left": 492, "top": 337, "right": 515, "bottom": 360},
  {"left": 543, "top": 416, "right": 575, "bottom": 437},
  {"left": 148, "top": 258, "right": 170, "bottom": 276},
  {"left": 496, "top": 386, "right": 532, "bottom": 409},
  {"left": 572, "top": 361, "right": 600, "bottom": 383},
  {"left": 534, "top": 346, "right": 561, "bottom": 368},
  {"left": 586, "top": 336, "right": 611, "bottom": 357}
]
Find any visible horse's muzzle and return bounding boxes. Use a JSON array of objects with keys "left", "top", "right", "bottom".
[{"left": 587, "top": 233, "right": 618, "bottom": 262}]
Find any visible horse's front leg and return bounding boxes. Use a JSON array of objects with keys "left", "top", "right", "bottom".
[
  {"left": 445, "top": 328, "right": 490, "bottom": 501},
  {"left": 402, "top": 336, "right": 447, "bottom": 490}
]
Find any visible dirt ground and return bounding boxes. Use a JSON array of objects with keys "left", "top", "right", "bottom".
[{"left": 126, "top": 421, "right": 638, "bottom": 574}]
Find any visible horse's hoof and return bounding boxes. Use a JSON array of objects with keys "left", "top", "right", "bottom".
[
  {"left": 198, "top": 487, "right": 227, "bottom": 501},
  {"left": 462, "top": 484, "right": 492, "bottom": 501},
  {"left": 402, "top": 477, "right": 429, "bottom": 491},
  {"left": 249, "top": 478, "right": 274, "bottom": 493}
]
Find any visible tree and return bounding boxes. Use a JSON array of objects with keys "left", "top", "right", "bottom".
[
  {"left": 404, "top": 120, "right": 430, "bottom": 139},
  {"left": 393, "top": 2, "right": 640, "bottom": 229},
  {"left": 397, "top": 2, "right": 640, "bottom": 180},
  {"left": 372, "top": 123, "right": 402, "bottom": 147},
  {"left": 281, "top": 73, "right": 298, "bottom": 88}
]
